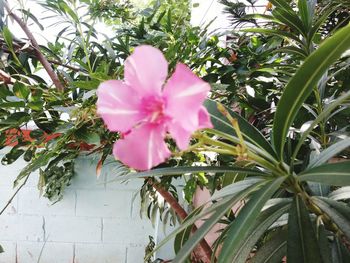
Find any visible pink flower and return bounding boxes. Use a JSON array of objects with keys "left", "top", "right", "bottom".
[{"left": 97, "top": 45, "right": 212, "bottom": 170}]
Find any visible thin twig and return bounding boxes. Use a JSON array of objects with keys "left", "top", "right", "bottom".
[
  {"left": 0, "top": 175, "right": 30, "bottom": 215},
  {"left": 0, "top": 69, "right": 15, "bottom": 84},
  {"left": 0, "top": 42, "right": 82, "bottom": 72},
  {"left": 48, "top": 59, "right": 81, "bottom": 72},
  {"left": 4, "top": 2, "right": 65, "bottom": 92}
]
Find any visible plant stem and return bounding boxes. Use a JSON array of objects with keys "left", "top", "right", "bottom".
[
  {"left": 313, "top": 88, "right": 328, "bottom": 147},
  {"left": 4, "top": 1, "right": 65, "bottom": 92},
  {"left": 149, "top": 180, "right": 213, "bottom": 263},
  {"left": 289, "top": 176, "right": 342, "bottom": 235},
  {"left": 0, "top": 174, "right": 30, "bottom": 215}
]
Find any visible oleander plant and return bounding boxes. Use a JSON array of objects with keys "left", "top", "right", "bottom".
[{"left": 0, "top": 0, "right": 350, "bottom": 262}]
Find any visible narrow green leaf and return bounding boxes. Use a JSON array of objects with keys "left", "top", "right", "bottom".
[
  {"left": 148, "top": 186, "right": 262, "bottom": 262},
  {"left": 332, "top": 236, "right": 350, "bottom": 262},
  {"left": 1, "top": 147, "right": 25, "bottom": 165},
  {"left": 298, "top": 0, "right": 314, "bottom": 31},
  {"left": 308, "top": 138, "right": 350, "bottom": 168},
  {"left": 205, "top": 100, "right": 277, "bottom": 159},
  {"left": 242, "top": 28, "right": 304, "bottom": 45},
  {"left": 58, "top": 1, "right": 79, "bottom": 23},
  {"left": 317, "top": 224, "right": 332, "bottom": 263},
  {"left": 115, "top": 166, "right": 267, "bottom": 181},
  {"left": 308, "top": 182, "right": 330, "bottom": 197},
  {"left": 173, "top": 182, "right": 267, "bottom": 263},
  {"left": 21, "top": 9, "right": 44, "bottom": 30},
  {"left": 291, "top": 90, "right": 350, "bottom": 163},
  {"left": 2, "top": 26, "right": 13, "bottom": 51},
  {"left": 287, "top": 195, "right": 323, "bottom": 263},
  {"left": 313, "top": 197, "right": 350, "bottom": 240},
  {"left": 309, "top": 5, "right": 340, "bottom": 41},
  {"left": 0, "top": 245, "right": 3, "bottom": 253},
  {"left": 210, "top": 177, "right": 265, "bottom": 201},
  {"left": 232, "top": 200, "right": 291, "bottom": 263},
  {"left": 0, "top": 101, "right": 26, "bottom": 108},
  {"left": 218, "top": 176, "right": 286, "bottom": 263},
  {"left": 329, "top": 187, "right": 350, "bottom": 201},
  {"left": 273, "top": 25, "right": 350, "bottom": 160},
  {"left": 269, "top": 0, "right": 294, "bottom": 13},
  {"left": 299, "top": 162, "right": 350, "bottom": 186},
  {"left": 272, "top": 8, "right": 306, "bottom": 37},
  {"left": 250, "top": 229, "right": 287, "bottom": 263},
  {"left": 272, "top": 46, "right": 308, "bottom": 58},
  {"left": 14, "top": 151, "right": 55, "bottom": 186},
  {"left": 244, "top": 14, "right": 282, "bottom": 24},
  {"left": 148, "top": 180, "right": 268, "bottom": 261},
  {"left": 71, "top": 80, "right": 100, "bottom": 90}
]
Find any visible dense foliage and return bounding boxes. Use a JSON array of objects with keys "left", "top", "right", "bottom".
[{"left": 0, "top": 0, "right": 350, "bottom": 262}]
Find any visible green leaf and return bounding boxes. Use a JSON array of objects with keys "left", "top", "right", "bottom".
[
  {"left": 244, "top": 14, "right": 281, "bottom": 24},
  {"left": 317, "top": 224, "right": 332, "bottom": 263},
  {"left": 332, "top": 236, "right": 350, "bottom": 262},
  {"left": 328, "top": 187, "right": 350, "bottom": 201},
  {"left": 148, "top": 181, "right": 267, "bottom": 261},
  {"left": 298, "top": 0, "right": 315, "bottom": 31},
  {"left": 313, "top": 197, "right": 350, "bottom": 240},
  {"left": 204, "top": 100, "right": 277, "bottom": 159},
  {"left": 14, "top": 151, "right": 55, "bottom": 186},
  {"left": 299, "top": 162, "right": 350, "bottom": 186},
  {"left": 250, "top": 229, "right": 287, "bottom": 263},
  {"left": 218, "top": 176, "right": 286, "bottom": 263},
  {"left": 23, "top": 147, "right": 34, "bottom": 162},
  {"left": 21, "top": 9, "right": 44, "bottom": 30},
  {"left": 146, "top": 197, "right": 232, "bottom": 260},
  {"left": 28, "top": 101, "right": 44, "bottom": 111},
  {"left": 0, "top": 101, "right": 26, "bottom": 108},
  {"left": 272, "top": 46, "right": 308, "bottom": 58},
  {"left": 272, "top": 8, "right": 306, "bottom": 37},
  {"left": 13, "top": 82, "right": 30, "bottom": 99},
  {"left": 308, "top": 182, "right": 330, "bottom": 197},
  {"left": 210, "top": 177, "right": 265, "bottom": 201},
  {"left": 273, "top": 25, "right": 350, "bottom": 160},
  {"left": 2, "top": 26, "right": 13, "bottom": 51},
  {"left": 0, "top": 244, "right": 3, "bottom": 253},
  {"left": 58, "top": 0, "right": 79, "bottom": 23},
  {"left": 287, "top": 195, "right": 323, "bottom": 263},
  {"left": 231, "top": 199, "right": 291, "bottom": 263},
  {"left": 309, "top": 5, "right": 340, "bottom": 41},
  {"left": 269, "top": 0, "right": 294, "bottom": 13},
  {"left": 242, "top": 28, "right": 304, "bottom": 45},
  {"left": 291, "top": 90, "right": 350, "bottom": 162},
  {"left": 1, "top": 147, "right": 25, "bottom": 165},
  {"left": 173, "top": 181, "right": 267, "bottom": 263},
  {"left": 308, "top": 138, "right": 350, "bottom": 168},
  {"left": 116, "top": 166, "right": 267, "bottom": 181},
  {"left": 29, "top": 129, "right": 45, "bottom": 139},
  {"left": 75, "top": 127, "right": 100, "bottom": 145},
  {"left": 71, "top": 79, "right": 100, "bottom": 90},
  {"left": 0, "top": 87, "right": 13, "bottom": 98}
]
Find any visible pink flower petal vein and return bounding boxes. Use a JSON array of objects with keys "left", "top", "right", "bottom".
[{"left": 97, "top": 45, "right": 212, "bottom": 170}]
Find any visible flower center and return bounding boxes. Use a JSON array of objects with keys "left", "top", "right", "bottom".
[{"left": 141, "top": 95, "right": 167, "bottom": 124}]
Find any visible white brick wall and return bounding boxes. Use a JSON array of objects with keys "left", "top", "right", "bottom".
[{"left": 0, "top": 149, "right": 175, "bottom": 263}]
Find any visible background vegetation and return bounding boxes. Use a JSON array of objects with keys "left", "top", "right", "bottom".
[{"left": 0, "top": 0, "right": 349, "bottom": 262}]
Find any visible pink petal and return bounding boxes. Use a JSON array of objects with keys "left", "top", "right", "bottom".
[
  {"left": 198, "top": 106, "right": 213, "bottom": 129},
  {"left": 124, "top": 45, "right": 168, "bottom": 96},
  {"left": 167, "top": 121, "right": 192, "bottom": 150},
  {"left": 113, "top": 124, "right": 171, "bottom": 170},
  {"left": 167, "top": 107, "right": 213, "bottom": 151},
  {"left": 97, "top": 80, "right": 143, "bottom": 133},
  {"left": 163, "top": 63, "right": 210, "bottom": 131}
]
